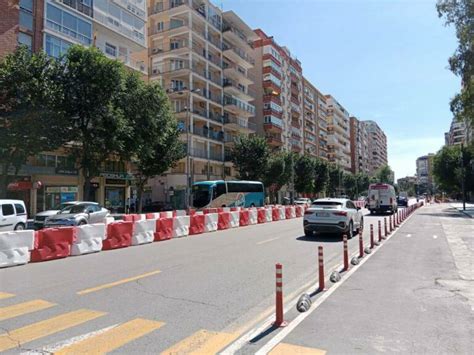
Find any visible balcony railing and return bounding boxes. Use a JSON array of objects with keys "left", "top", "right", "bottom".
[
  {"left": 59, "top": 0, "right": 93, "bottom": 17},
  {"left": 94, "top": 10, "right": 145, "bottom": 45},
  {"left": 190, "top": 147, "right": 207, "bottom": 159},
  {"left": 224, "top": 133, "right": 239, "bottom": 144},
  {"left": 192, "top": 126, "right": 224, "bottom": 142},
  {"left": 149, "top": 0, "right": 185, "bottom": 15},
  {"left": 222, "top": 24, "right": 251, "bottom": 47},
  {"left": 224, "top": 115, "right": 256, "bottom": 131},
  {"left": 191, "top": 42, "right": 222, "bottom": 67},
  {"left": 223, "top": 79, "right": 255, "bottom": 98},
  {"left": 222, "top": 44, "right": 255, "bottom": 66},
  {"left": 209, "top": 150, "right": 224, "bottom": 161}
]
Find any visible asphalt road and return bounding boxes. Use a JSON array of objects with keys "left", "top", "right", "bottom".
[{"left": 0, "top": 204, "right": 411, "bottom": 354}]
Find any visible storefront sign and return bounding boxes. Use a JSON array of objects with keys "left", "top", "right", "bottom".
[
  {"left": 100, "top": 172, "right": 133, "bottom": 180},
  {"left": 46, "top": 186, "right": 78, "bottom": 193},
  {"left": 106, "top": 179, "right": 126, "bottom": 185},
  {"left": 55, "top": 168, "right": 78, "bottom": 175}
]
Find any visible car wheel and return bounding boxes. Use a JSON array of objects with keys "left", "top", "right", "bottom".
[
  {"left": 14, "top": 223, "right": 25, "bottom": 231},
  {"left": 304, "top": 230, "right": 313, "bottom": 237},
  {"left": 348, "top": 221, "right": 354, "bottom": 239},
  {"left": 78, "top": 220, "right": 87, "bottom": 226}
]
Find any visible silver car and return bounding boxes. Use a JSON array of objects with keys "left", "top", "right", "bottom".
[
  {"left": 303, "top": 198, "right": 363, "bottom": 238},
  {"left": 44, "top": 202, "right": 109, "bottom": 227},
  {"left": 34, "top": 201, "right": 88, "bottom": 229}
]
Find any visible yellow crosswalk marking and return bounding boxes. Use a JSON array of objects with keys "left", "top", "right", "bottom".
[
  {"left": 161, "top": 329, "right": 239, "bottom": 355},
  {"left": 0, "top": 292, "right": 15, "bottom": 300},
  {"left": 77, "top": 270, "right": 161, "bottom": 295},
  {"left": 56, "top": 318, "right": 164, "bottom": 354},
  {"left": 0, "top": 309, "right": 106, "bottom": 352},
  {"left": 0, "top": 299, "right": 55, "bottom": 321},
  {"left": 269, "top": 342, "right": 327, "bottom": 355}
]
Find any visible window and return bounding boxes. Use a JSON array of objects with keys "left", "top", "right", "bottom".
[
  {"left": 14, "top": 204, "right": 26, "bottom": 215},
  {"left": 157, "top": 22, "right": 164, "bottom": 31},
  {"left": 18, "top": 32, "right": 32, "bottom": 50},
  {"left": 170, "top": 41, "right": 180, "bottom": 50},
  {"left": 213, "top": 182, "right": 226, "bottom": 199},
  {"left": 227, "top": 182, "right": 263, "bottom": 193},
  {"left": 19, "top": 10, "right": 33, "bottom": 31},
  {"left": 105, "top": 42, "right": 116, "bottom": 56},
  {"left": 346, "top": 201, "right": 356, "bottom": 210},
  {"left": 20, "top": 0, "right": 33, "bottom": 12},
  {"left": 81, "top": 0, "right": 91, "bottom": 6},
  {"left": 45, "top": 34, "right": 71, "bottom": 58},
  {"left": 1, "top": 204, "right": 15, "bottom": 216},
  {"left": 109, "top": 3, "right": 121, "bottom": 19}
]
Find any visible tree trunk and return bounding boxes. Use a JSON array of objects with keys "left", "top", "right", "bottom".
[
  {"left": 83, "top": 171, "right": 91, "bottom": 202},
  {"left": 0, "top": 163, "right": 10, "bottom": 198},
  {"left": 136, "top": 179, "right": 145, "bottom": 214}
]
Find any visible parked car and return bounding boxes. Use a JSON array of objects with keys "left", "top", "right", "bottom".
[
  {"left": 303, "top": 198, "right": 363, "bottom": 238},
  {"left": 34, "top": 201, "right": 94, "bottom": 229},
  {"left": 367, "top": 183, "right": 397, "bottom": 214},
  {"left": 397, "top": 192, "right": 408, "bottom": 207},
  {"left": 294, "top": 198, "right": 312, "bottom": 207},
  {"left": 44, "top": 202, "right": 109, "bottom": 228},
  {"left": 0, "top": 199, "right": 28, "bottom": 231}
]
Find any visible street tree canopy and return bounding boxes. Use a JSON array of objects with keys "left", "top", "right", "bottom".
[{"left": 231, "top": 135, "right": 270, "bottom": 181}]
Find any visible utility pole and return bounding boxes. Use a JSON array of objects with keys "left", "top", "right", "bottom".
[{"left": 460, "top": 143, "right": 466, "bottom": 211}]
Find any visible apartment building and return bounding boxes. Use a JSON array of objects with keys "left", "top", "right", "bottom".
[
  {"left": 363, "top": 120, "right": 388, "bottom": 175},
  {"left": 1, "top": 0, "right": 147, "bottom": 214},
  {"left": 416, "top": 154, "right": 435, "bottom": 191},
  {"left": 302, "top": 78, "right": 329, "bottom": 160},
  {"left": 349, "top": 117, "right": 370, "bottom": 174},
  {"left": 325, "top": 95, "right": 351, "bottom": 171},
  {"left": 251, "top": 29, "right": 304, "bottom": 155},
  {"left": 147, "top": 0, "right": 256, "bottom": 208},
  {"left": 445, "top": 118, "right": 468, "bottom": 146}
]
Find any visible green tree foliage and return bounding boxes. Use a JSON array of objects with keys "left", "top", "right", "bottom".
[
  {"left": 342, "top": 173, "right": 357, "bottom": 199},
  {"left": 355, "top": 173, "right": 371, "bottom": 196},
  {"left": 0, "top": 47, "right": 67, "bottom": 196},
  {"left": 56, "top": 45, "right": 128, "bottom": 199},
  {"left": 263, "top": 152, "right": 293, "bottom": 203},
  {"left": 313, "top": 158, "right": 329, "bottom": 194},
  {"left": 437, "top": 0, "right": 474, "bottom": 126},
  {"left": 433, "top": 144, "right": 474, "bottom": 194},
  {"left": 327, "top": 164, "right": 343, "bottom": 197},
  {"left": 375, "top": 165, "right": 394, "bottom": 185},
  {"left": 231, "top": 135, "right": 270, "bottom": 181},
  {"left": 117, "top": 72, "right": 185, "bottom": 212},
  {"left": 294, "top": 155, "right": 316, "bottom": 194}
]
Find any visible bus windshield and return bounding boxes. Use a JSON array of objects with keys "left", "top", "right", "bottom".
[{"left": 192, "top": 184, "right": 211, "bottom": 208}]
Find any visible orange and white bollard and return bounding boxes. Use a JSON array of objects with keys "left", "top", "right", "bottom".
[
  {"left": 318, "top": 246, "right": 325, "bottom": 291},
  {"left": 343, "top": 234, "right": 349, "bottom": 271},
  {"left": 384, "top": 217, "right": 388, "bottom": 237},
  {"left": 370, "top": 224, "right": 375, "bottom": 249},
  {"left": 274, "top": 263, "right": 287, "bottom": 327},
  {"left": 359, "top": 230, "right": 364, "bottom": 258},
  {"left": 378, "top": 220, "right": 382, "bottom": 242}
]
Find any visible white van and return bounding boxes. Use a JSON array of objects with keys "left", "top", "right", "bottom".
[
  {"left": 0, "top": 200, "right": 28, "bottom": 231},
  {"left": 368, "top": 183, "right": 397, "bottom": 215}
]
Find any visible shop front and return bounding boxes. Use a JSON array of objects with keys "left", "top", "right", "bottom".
[{"left": 100, "top": 173, "right": 132, "bottom": 214}]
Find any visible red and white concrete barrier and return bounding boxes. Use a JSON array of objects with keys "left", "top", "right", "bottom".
[
  {"left": 0, "top": 230, "right": 35, "bottom": 267},
  {"left": 132, "top": 219, "right": 155, "bottom": 245},
  {"left": 71, "top": 223, "right": 106, "bottom": 255}
]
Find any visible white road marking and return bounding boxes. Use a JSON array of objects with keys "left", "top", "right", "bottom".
[
  {"left": 406, "top": 234, "right": 412, "bottom": 238},
  {"left": 21, "top": 324, "right": 119, "bottom": 354},
  {"left": 257, "top": 237, "right": 281, "bottom": 245},
  {"left": 433, "top": 235, "right": 438, "bottom": 239}
]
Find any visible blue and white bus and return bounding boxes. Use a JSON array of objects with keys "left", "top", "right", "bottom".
[{"left": 192, "top": 180, "right": 265, "bottom": 209}]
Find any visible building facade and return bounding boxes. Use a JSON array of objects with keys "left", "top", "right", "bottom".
[
  {"left": 147, "top": 0, "right": 257, "bottom": 208},
  {"left": 363, "top": 120, "right": 388, "bottom": 175},
  {"left": 349, "top": 116, "right": 370, "bottom": 175},
  {"left": 251, "top": 29, "right": 304, "bottom": 155},
  {"left": 416, "top": 154, "right": 435, "bottom": 191},
  {"left": 445, "top": 118, "right": 468, "bottom": 146},
  {"left": 325, "top": 95, "right": 351, "bottom": 171},
  {"left": 1, "top": 0, "right": 147, "bottom": 214}
]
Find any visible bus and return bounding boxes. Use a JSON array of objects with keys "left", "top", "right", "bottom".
[{"left": 192, "top": 180, "right": 265, "bottom": 209}]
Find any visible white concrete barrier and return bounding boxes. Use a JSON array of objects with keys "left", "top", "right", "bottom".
[
  {"left": 204, "top": 213, "right": 218, "bottom": 232},
  {"left": 265, "top": 208, "right": 273, "bottom": 222},
  {"left": 221, "top": 207, "right": 231, "bottom": 213},
  {"left": 147, "top": 213, "right": 160, "bottom": 220},
  {"left": 175, "top": 210, "right": 187, "bottom": 217},
  {"left": 230, "top": 211, "right": 240, "bottom": 228},
  {"left": 138, "top": 214, "right": 146, "bottom": 220},
  {"left": 132, "top": 220, "right": 155, "bottom": 245},
  {"left": 172, "top": 216, "right": 190, "bottom": 238},
  {"left": 290, "top": 206, "right": 296, "bottom": 219},
  {"left": 0, "top": 230, "right": 35, "bottom": 267},
  {"left": 103, "top": 216, "right": 115, "bottom": 224},
  {"left": 160, "top": 211, "right": 174, "bottom": 218},
  {"left": 195, "top": 211, "right": 204, "bottom": 215},
  {"left": 71, "top": 224, "right": 106, "bottom": 256},
  {"left": 279, "top": 207, "right": 286, "bottom": 220},
  {"left": 249, "top": 209, "right": 258, "bottom": 225}
]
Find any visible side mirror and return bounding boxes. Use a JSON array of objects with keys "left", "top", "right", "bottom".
[{"left": 356, "top": 207, "right": 361, "bottom": 211}]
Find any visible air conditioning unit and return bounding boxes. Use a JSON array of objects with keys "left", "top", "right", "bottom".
[
  {"left": 152, "top": 48, "right": 160, "bottom": 54},
  {"left": 152, "top": 68, "right": 159, "bottom": 74}
]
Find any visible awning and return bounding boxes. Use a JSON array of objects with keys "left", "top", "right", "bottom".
[{"left": 7, "top": 181, "right": 42, "bottom": 191}]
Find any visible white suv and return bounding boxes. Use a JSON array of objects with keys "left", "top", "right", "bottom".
[
  {"left": 303, "top": 198, "right": 363, "bottom": 238},
  {"left": 0, "top": 199, "right": 28, "bottom": 231}
]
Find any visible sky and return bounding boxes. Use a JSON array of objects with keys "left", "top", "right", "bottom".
[{"left": 220, "top": 0, "right": 460, "bottom": 180}]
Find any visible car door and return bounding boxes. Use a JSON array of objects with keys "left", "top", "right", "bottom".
[
  {"left": 345, "top": 201, "right": 360, "bottom": 227},
  {"left": 87, "top": 205, "right": 102, "bottom": 224},
  {"left": 0, "top": 203, "right": 17, "bottom": 231}
]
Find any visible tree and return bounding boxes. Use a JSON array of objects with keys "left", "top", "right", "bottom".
[
  {"left": 294, "top": 155, "right": 316, "bottom": 194},
  {"left": 56, "top": 45, "right": 128, "bottom": 200},
  {"left": 375, "top": 165, "right": 394, "bottom": 185},
  {"left": 231, "top": 135, "right": 270, "bottom": 181},
  {"left": 437, "top": 0, "right": 474, "bottom": 127},
  {"left": 342, "top": 173, "right": 357, "bottom": 199},
  {"left": 433, "top": 144, "right": 473, "bottom": 194},
  {"left": 355, "top": 173, "right": 371, "bottom": 196},
  {"left": 327, "top": 164, "right": 343, "bottom": 197},
  {"left": 263, "top": 152, "right": 292, "bottom": 203},
  {"left": 0, "top": 46, "right": 67, "bottom": 196},
  {"left": 313, "top": 158, "right": 329, "bottom": 195},
  {"left": 117, "top": 72, "right": 185, "bottom": 212}
]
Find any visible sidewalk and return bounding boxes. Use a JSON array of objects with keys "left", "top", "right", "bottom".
[
  {"left": 268, "top": 204, "right": 474, "bottom": 354},
  {"left": 450, "top": 202, "right": 474, "bottom": 218}
]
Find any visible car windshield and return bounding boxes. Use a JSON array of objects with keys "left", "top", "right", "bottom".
[
  {"left": 60, "top": 205, "right": 87, "bottom": 214},
  {"left": 192, "top": 185, "right": 211, "bottom": 208},
  {"left": 53, "top": 202, "right": 75, "bottom": 210}
]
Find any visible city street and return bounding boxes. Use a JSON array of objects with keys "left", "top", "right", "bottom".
[{"left": 1, "top": 205, "right": 407, "bottom": 354}]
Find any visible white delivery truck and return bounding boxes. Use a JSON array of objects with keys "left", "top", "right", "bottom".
[{"left": 368, "top": 183, "right": 397, "bottom": 215}]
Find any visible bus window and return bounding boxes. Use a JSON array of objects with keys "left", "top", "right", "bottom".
[
  {"left": 213, "top": 182, "right": 227, "bottom": 199},
  {"left": 192, "top": 184, "right": 211, "bottom": 208}
]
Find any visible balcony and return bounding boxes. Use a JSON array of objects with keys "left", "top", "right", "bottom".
[
  {"left": 192, "top": 126, "right": 224, "bottom": 142},
  {"left": 222, "top": 24, "right": 252, "bottom": 49},
  {"left": 223, "top": 79, "right": 254, "bottom": 101},
  {"left": 223, "top": 95, "right": 255, "bottom": 117},
  {"left": 223, "top": 63, "right": 254, "bottom": 86},
  {"left": 209, "top": 150, "right": 224, "bottom": 162},
  {"left": 266, "top": 135, "right": 283, "bottom": 147},
  {"left": 189, "top": 147, "right": 208, "bottom": 159},
  {"left": 58, "top": 0, "right": 93, "bottom": 17},
  {"left": 191, "top": 107, "right": 223, "bottom": 124},
  {"left": 191, "top": 42, "right": 222, "bottom": 68},
  {"left": 264, "top": 116, "right": 283, "bottom": 132},
  {"left": 223, "top": 115, "right": 256, "bottom": 132},
  {"left": 149, "top": 21, "right": 189, "bottom": 38},
  {"left": 100, "top": 45, "right": 147, "bottom": 74},
  {"left": 222, "top": 44, "right": 254, "bottom": 69},
  {"left": 263, "top": 94, "right": 282, "bottom": 106},
  {"left": 263, "top": 80, "right": 281, "bottom": 96},
  {"left": 263, "top": 66, "right": 282, "bottom": 79},
  {"left": 224, "top": 133, "right": 239, "bottom": 146},
  {"left": 148, "top": 0, "right": 186, "bottom": 16}
]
